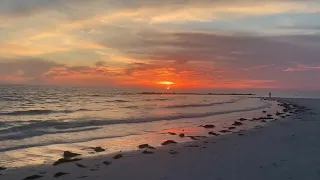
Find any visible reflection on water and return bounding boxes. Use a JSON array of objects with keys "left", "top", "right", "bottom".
[{"left": 0, "top": 85, "right": 282, "bottom": 167}]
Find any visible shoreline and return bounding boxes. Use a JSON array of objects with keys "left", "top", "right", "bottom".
[{"left": 1, "top": 98, "right": 319, "bottom": 180}]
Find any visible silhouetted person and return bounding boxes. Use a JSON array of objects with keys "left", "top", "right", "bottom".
[{"left": 269, "top": 92, "right": 272, "bottom": 98}]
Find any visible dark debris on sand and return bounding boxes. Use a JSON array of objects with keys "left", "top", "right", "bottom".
[
  {"left": 75, "top": 163, "right": 87, "bottom": 168},
  {"left": 179, "top": 133, "right": 185, "bottom": 138},
  {"left": 113, "top": 154, "right": 123, "bottom": 159},
  {"left": 186, "top": 145, "right": 199, "bottom": 148},
  {"left": 220, "top": 130, "right": 231, "bottom": 133},
  {"left": 103, "top": 161, "right": 112, "bottom": 166},
  {"left": 53, "top": 158, "right": 82, "bottom": 166},
  {"left": 77, "top": 176, "right": 88, "bottom": 179},
  {"left": 169, "top": 150, "right": 179, "bottom": 155},
  {"left": 142, "top": 150, "right": 154, "bottom": 154},
  {"left": 188, "top": 136, "right": 198, "bottom": 140},
  {"left": 0, "top": 167, "right": 6, "bottom": 171},
  {"left": 23, "top": 175, "right": 43, "bottom": 180},
  {"left": 54, "top": 172, "right": 69, "bottom": 178},
  {"left": 90, "top": 147, "right": 105, "bottom": 153},
  {"left": 202, "top": 124, "right": 215, "bottom": 129},
  {"left": 138, "top": 144, "right": 156, "bottom": 149},
  {"left": 208, "top": 132, "right": 220, "bottom": 136},
  {"left": 161, "top": 140, "right": 177, "bottom": 145},
  {"left": 168, "top": 132, "right": 176, "bottom": 135},
  {"left": 232, "top": 121, "right": 243, "bottom": 126},
  {"left": 63, "top": 151, "right": 81, "bottom": 159}
]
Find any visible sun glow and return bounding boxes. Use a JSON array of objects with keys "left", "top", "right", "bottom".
[{"left": 157, "top": 81, "right": 175, "bottom": 85}]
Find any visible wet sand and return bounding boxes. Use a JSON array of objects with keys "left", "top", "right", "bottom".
[{"left": 1, "top": 98, "right": 319, "bottom": 180}]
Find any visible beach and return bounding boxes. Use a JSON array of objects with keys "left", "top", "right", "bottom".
[{"left": 1, "top": 97, "right": 319, "bottom": 180}]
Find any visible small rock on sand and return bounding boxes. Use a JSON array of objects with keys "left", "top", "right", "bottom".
[
  {"left": 202, "top": 125, "right": 215, "bottom": 129},
  {"left": 142, "top": 150, "right": 154, "bottom": 154},
  {"left": 276, "top": 112, "right": 283, "bottom": 116},
  {"left": 53, "top": 158, "right": 82, "bottom": 166},
  {"left": 232, "top": 121, "right": 243, "bottom": 126},
  {"left": 220, "top": 130, "right": 231, "bottom": 133},
  {"left": 161, "top": 140, "right": 177, "bottom": 145},
  {"left": 188, "top": 136, "right": 198, "bottom": 140},
  {"left": 103, "top": 161, "right": 112, "bottom": 166},
  {"left": 169, "top": 151, "right": 179, "bottom": 155},
  {"left": 208, "top": 132, "right": 220, "bottom": 136},
  {"left": 23, "top": 175, "right": 43, "bottom": 180},
  {"left": 75, "top": 163, "right": 87, "bottom": 168},
  {"left": 263, "top": 111, "right": 267, "bottom": 113},
  {"left": 91, "top": 147, "right": 105, "bottom": 152},
  {"left": 179, "top": 133, "right": 185, "bottom": 138},
  {"left": 138, "top": 144, "right": 149, "bottom": 149},
  {"left": 113, "top": 154, "right": 123, "bottom": 159},
  {"left": 138, "top": 144, "right": 155, "bottom": 149},
  {"left": 63, "top": 151, "right": 81, "bottom": 159},
  {"left": 186, "top": 145, "right": 199, "bottom": 148},
  {"left": 54, "top": 172, "right": 69, "bottom": 178}
]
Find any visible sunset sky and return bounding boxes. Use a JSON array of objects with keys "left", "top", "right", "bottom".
[{"left": 1, "top": 0, "right": 320, "bottom": 89}]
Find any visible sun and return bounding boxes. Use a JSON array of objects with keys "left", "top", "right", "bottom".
[
  {"left": 158, "top": 81, "right": 175, "bottom": 85},
  {"left": 157, "top": 81, "right": 174, "bottom": 90}
]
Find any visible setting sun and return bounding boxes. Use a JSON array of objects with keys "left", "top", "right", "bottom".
[{"left": 157, "top": 81, "right": 175, "bottom": 85}]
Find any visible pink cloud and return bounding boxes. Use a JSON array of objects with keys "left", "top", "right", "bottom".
[
  {"left": 283, "top": 64, "right": 320, "bottom": 72},
  {"left": 243, "top": 64, "right": 275, "bottom": 71}
]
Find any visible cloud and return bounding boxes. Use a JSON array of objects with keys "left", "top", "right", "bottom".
[
  {"left": 0, "top": 58, "right": 120, "bottom": 85},
  {"left": 244, "top": 64, "right": 275, "bottom": 71},
  {"left": 2, "top": 0, "right": 320, "bottom": 21},
  {"left": 101, "top": 31, "right": 320, "bottom": 68},
  {"left": 0, "top": 58, "right": 62, "bottom": 83},
  {"left": 278, "top": 25, "right": 320, "bottom": 31},
  {"left": 283, "top": 64, "right": 320, "bottom": 72},
  {"left": 0, "top": 0, "right": 320, "bottom": 89},
  {"left": 0, "top": 58, "right": 61, "bottom": 77},
  {"left": 95, "top": 60, "right": 107, "bottom": 67}
]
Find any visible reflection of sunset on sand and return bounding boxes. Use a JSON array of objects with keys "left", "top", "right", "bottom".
[{"left": 3, "top": 98, "right": 320, "bottom": 180}]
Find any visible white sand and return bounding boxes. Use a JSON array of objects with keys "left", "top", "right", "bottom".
[{"left": 2, "top": 98, "right": 320, "bottom": 180}]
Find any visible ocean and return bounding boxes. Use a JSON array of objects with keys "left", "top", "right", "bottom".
[{"left": 0, "top": 85, "right": 310, "bottom": 167}]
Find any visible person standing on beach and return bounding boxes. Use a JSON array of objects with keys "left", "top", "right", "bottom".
[{"left": 269, "top": 92, "right": 272, "bottom": 98}]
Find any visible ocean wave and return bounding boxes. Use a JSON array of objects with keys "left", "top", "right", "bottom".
[
  {"left": 106, "top": 100, "right": 130, "bottom": 103},
  {"left": 0, "top": 127, "right": 101, "bottom": 141},
  {"left": 0, "top": 108, "right": 91, "bottom": 116},
  {"left": 0, "top": 132, "right": 141, "bottom": 152},
  {"left": 144, "top": 98, "right": 170, "bottom": 102},
  {"left": 164, "top": 98, "right": 243, "bottom": 108},
  {"left": 0, "top": 101, "right": 271, "bottom": 138}
]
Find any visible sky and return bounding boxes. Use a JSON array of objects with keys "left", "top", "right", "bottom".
[{"left": 1, "top": 0, "right": 320, "bottom": 90}]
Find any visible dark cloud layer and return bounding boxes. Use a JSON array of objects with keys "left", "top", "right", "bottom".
[
  {"left": 101, "top": 31, "right": 320, "bottom": 67},
  {"left": 0, "top": 58, "right": 61, "bottom": 78}
]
